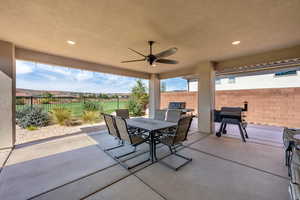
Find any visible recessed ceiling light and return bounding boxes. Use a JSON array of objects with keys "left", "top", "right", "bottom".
[
  {"left": 67, "top": 40, "right": 76, "bottom": 45},
  {"left": 232, "top": 41, "right": 240, "bottom": 45}
]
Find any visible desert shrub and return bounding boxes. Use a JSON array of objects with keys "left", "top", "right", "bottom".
[
  {"left": 16, "top": 98, "right": 25, "bottom": 105},
  {"left": 83, "top": 101, "right": 102, "bottom": 111},
  {"left": 17, "top": 106, "right": 49, "bottom": 128},
  {"left": 128, "top": 98, "right": 143, "bottom": 116},
  {"left": 50, "top": 107, "right": 72, "bottom": 126},
  {"left": 16, "top": 106, "right": 31, "bottom": 124},
  {"left": 82, "top": 111, "right": 99, "bottom": 124}
]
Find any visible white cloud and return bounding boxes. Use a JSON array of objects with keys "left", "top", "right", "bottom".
[
  {"left": 37, "top": 63, "right": 72, "bottom": 76},
  {"left": 41, "top": 74, "right": 57, "bottom": 81},
  {"left": 74, "top": 71, "right": 94, "bottom": 81},
  {"left": 16, "top": 61, "right": 33, "bottom": 74}
]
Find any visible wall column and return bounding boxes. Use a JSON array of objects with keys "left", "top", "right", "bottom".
[
  {"left": 149, "top": 73, "right": 160, "bottom": 118},
  {"left": 197, "top": 62, "right": 215, "bottom": 134},
  {"left": 0, "top": 40, "right": 15, "bottom": 149}
]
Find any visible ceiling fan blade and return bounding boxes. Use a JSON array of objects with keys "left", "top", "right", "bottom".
[
  {"left": 155, "top": 47, "right": 178, "bottom": 58},
  {"left": 128, "top": 48, "right": 146, "bottom": 57},
  {"left": 121, "top": 58, "right": 146, "bottom": 63},
  {"left": 156, "top": 59, "right": 179, "bottom": 64}
]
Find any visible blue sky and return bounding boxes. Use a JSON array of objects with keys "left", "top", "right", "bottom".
[{"left": 16, "top": 60, "right": 187, "bottom": 93}]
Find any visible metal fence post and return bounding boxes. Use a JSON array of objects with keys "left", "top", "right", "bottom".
[
  {"left": 30, "top": 96, "right": 33, "bottom": 109},
  {"left": 117, "top": 96, "right": 119, "bottom": 109}
]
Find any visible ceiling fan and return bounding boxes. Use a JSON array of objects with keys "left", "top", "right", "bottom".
[{"left": 121, "top": 41, "right": 178, "bottom": 66}]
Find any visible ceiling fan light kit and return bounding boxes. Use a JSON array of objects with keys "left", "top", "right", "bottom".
[{"left": 121, "top": 41, "right": 178, "bottom": 67}]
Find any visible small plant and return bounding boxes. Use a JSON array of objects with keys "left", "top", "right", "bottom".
[
  {"left": 128, "top": 98, "right": 143, "bottom": 116},
  {"left": 83, "top": 101, "right": 102, "bottom": 111},
  {"left": 82, "top": 111, "right": 99, "bottom": 124},
  {"left": 17, "top": 106, "right": 49, "bottom": 129},
  {"left": 26, "top": 125, "right": 38, "bottom": 131},
  {"left": 16, "top": 106, "right": 31, "bottom": 124},
  {"left": 50, "top": 107, "right": 72, "bottom": 126},
  {"left": 40, "top": 98, "right": 51, "bottom": 104},
  {"left": 16, "top": 98, "right": 25, "bottom": 105}
]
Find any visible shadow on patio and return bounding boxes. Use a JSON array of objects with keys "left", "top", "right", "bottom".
[{"left": 0, "top": 119, "right": 289, "bottom": 200}]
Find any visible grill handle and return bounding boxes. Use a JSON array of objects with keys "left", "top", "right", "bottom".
[{"left": 242, "top": 101, "right": 248, "bottom": 112}]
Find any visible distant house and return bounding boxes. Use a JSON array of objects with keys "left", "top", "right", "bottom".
[
  {"left": 185, "top": 68, "right": 300, "bottom": 92},
  {"left": 16, "top": 92, "right": 30, "bottom": 97}
]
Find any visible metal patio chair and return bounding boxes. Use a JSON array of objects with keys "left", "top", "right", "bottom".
[
  {"left": 116, "top": 109, "right": 130, "bottom": 119},
  {"left": 283, "top": 128, "right": 300, "bottom": 167},
  {"left": 154, "top": 109, "right": 166, "bottom": 121},
  {"left": 289, "top": 181, "right": 300, "bottom": 200},
  {"left": 166, "top": 109, "right": 182, "bottom": 123},
  {"left": 155, "top": 115, "right": 194, "bottom": 171},
  {"left": 114, "top": 116, "right": 150, "bottom": 169},
  {"left": 102, "top": 113, "right": 124, "bottom": 151}
]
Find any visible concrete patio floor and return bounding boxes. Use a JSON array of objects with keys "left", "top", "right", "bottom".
[{"left": 0, "top": 120, "right": 289, "bottom": 200}]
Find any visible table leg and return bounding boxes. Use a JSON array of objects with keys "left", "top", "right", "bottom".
[{"left": 149, "top": 131, "right": 154, "bottom": 163}]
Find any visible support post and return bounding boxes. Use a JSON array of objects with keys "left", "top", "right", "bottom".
[
  {"left": 197, "top": 62, "right": 215, "bottom": 134},
  {"left": 0, "top": 40, "right": 15, "bottom": 148},
  {"left": 149, "top": 74, "right": 160, "bottom": 118}
]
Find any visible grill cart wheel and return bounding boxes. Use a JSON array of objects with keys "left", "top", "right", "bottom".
[{"left": 216, "top": 132, "right": 222, "bottom": 137}]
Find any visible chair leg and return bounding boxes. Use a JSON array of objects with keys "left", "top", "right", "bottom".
[
  {"left": 117, "top": 144, "right": 150, "bottom": 169},
  {"left": 159, "top": 145, "right": 192, "bottom": 171},
  {"left": 104, "top": 140, "right": 124, "bottom": 151},
  {"left": 115, "top": 146, "right": 137, "bottom": 159},
  {"left": 243, "top": 127, "right": 249, "bottom": 139},
  {"left": 285, "top": 150, "right": 289, "bottom": 166},
  {"left": 127, "top": 158, "right": 150, "bottom": 170}
]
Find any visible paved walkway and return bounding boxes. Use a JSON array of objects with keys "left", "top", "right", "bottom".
[{"left": 0, "top": 121, "right": 288, "bottom": 200}]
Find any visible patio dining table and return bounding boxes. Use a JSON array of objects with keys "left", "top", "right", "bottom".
[{"left": 126, "top": 117, "right": 177, "bottom": 163}]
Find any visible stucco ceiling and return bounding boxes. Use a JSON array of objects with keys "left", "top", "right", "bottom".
[{"left": 0, "top": 0, "right": 300, "bottom": 74}]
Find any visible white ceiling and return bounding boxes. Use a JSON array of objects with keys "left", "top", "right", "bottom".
[{"left": 0, "top": 0, "right": 300, "bottom": 74}]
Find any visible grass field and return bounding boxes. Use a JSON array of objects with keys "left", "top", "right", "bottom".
[{"left": 16, "top": 100, "right": 128, "bottom": 117}]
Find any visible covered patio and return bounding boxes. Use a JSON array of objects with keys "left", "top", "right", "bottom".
[
  {"left": 0, "top": 121, "right": 287, "bottom": 200},
  {"left": 0, "top": 0, "right": 300, "bottom": 199}
]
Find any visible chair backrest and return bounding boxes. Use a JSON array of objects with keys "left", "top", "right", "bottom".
[
  {"left": 114, "top": 116, "right": 131, "bottom": 143},
  {"left": 173, "top": 116, "right": 193, "bottom": 144},
  {"left": 116, "top": 109, "right": 129, "bottom": 119},
  {"left": 166, "top": 110, "right": 182, "bottom": 123},
  {"left": 154, "top": 110, "right": 166, "bottom": 121},
  {"left": 102, "top": 113, "right": 120, "bottom": 138}
]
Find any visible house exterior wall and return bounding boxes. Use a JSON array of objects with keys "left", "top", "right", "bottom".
[
  {"left": 188, "top": 71, "right": 300, "bottom": 91},
  {"left": 161, "top": 88, "right": 300, "bottom": 128}
]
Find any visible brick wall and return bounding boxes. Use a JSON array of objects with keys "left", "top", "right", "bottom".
[{"left": 161, "top": 88, "right": 300, "bottom": 128}]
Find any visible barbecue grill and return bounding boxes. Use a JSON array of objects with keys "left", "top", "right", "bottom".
[
  {"left": 215, "top": 102, "right": 249, "bottom": 142},
  {"left": 165, "top": 102, "right": 194, "bottom": 113}
]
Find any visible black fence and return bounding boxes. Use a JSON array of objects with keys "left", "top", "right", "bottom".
[{"left": 16, "top": 96, "right": 129, "bottom": 117}]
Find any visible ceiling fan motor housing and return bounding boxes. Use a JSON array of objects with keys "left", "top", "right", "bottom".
[{"left": 147, "top": 54, "right": 157, "bottom": 65}]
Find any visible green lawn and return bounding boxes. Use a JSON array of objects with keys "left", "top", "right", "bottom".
[{"left": 16, "top": 100, "right": 128, "bottom": 118}]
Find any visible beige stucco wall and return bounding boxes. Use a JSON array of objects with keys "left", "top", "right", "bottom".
[{"left": 0, "top": 41, "right": 15, "bottom": 148}]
